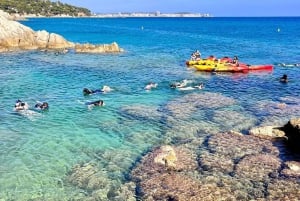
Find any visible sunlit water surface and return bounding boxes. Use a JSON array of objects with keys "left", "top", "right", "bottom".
[{"left": 0, "top": 17, "right": 300, "bottom": 200}]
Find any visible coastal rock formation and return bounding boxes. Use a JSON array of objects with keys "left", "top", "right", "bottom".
[
  {"left": 0, "top": 11, "right": 74, "bottom": 52},
  {"left": 0, "top": 10, "right": 123, "bottom": 53},
  {"left": 281, "top": 117, "right": 300, "bottom": 153},
  {"left": 75, "top": 42, "right": 123, "bottom": 53}
]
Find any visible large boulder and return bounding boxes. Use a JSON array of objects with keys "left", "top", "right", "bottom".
[
  {"left": 0, "top": 10, "right": 74, "bottom": 52},
  {"left": 74, "top": 42, "right": 123, "bottom": 53},
  {"left": 281, "top": 117, "right": 300, "bottom": 153},
  {"left": 0, "top": 10, "right": 123, "bottom": 53}
]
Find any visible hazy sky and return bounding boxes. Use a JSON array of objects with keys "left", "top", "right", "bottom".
[{"left": 59, "top": 0, "right": 299, "bottom": 17}]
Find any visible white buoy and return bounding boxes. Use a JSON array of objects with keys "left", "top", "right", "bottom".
[{"left": 277, "top": 28, "right": 280, "bottom": 32}]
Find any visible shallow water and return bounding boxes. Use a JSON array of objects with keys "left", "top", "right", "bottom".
[{"left": 0, "top": 17, "right": 300, "bottom": 200}]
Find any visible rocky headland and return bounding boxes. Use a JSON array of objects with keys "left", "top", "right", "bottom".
[{"left": 0, "top": 10, "right": 123, "bottom": 53}]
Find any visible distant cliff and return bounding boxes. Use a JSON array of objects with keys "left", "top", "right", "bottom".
[{"left": 0, "top": 0, "right": 91, "bottom": 17}]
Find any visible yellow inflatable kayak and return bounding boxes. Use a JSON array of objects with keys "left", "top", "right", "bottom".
[{"left": 193, "top": 61, "right": 251, "bottom": 72}]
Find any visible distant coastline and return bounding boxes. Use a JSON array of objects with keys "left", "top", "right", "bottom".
[
  {"left": 19, "top": 12, "right": 212, "bottom": 19},
  {"left": 91, "top": 12, "right": 212, "bottom": 18}
]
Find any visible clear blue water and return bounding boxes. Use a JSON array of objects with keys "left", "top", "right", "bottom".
[{"left": 0, "top": 17, "right": 300, "bottom": 200}]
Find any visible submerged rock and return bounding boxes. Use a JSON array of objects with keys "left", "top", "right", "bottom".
[
  {"left": 119, "top": 104, "right": 162, "bottom": 122},
  {"left": 199, "top": 150, "right": 234, "bottom": 174},
  {"left": 207, "top": 132, "right": 279, "bottom": 160},
  {"left": 212, "top": 110, "right": 257, "bottom": 132},
  {"left": 67, "top": 162, "right": 136, "bottom": 200},
  {"left": 251, "top": 98, "right": 300, "bottom": 126},
  {"left": 267, "top": 179, "right": 300, "bottom": 200},
  {"left": 235, "top": 154, "right": 281, "bottom": 181},
  {"left": 131, "top": 145, "right": 236, "bottom": 200},
  {"left": 131, "top": 145, "right": 198, "bottom": 182},
  {"left": 138, "top": 173, "right": 235, "bottom": 201}
]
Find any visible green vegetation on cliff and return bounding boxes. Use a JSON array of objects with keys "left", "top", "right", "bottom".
[{"left": 0, "top": 0, "right": 91, "bottom": 16}]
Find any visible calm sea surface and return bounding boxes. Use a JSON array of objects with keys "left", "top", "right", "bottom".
[{"left": 0, "top": 17, "right": 300, "bottom": 200}]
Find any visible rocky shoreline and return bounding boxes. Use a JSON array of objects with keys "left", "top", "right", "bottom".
[{"left": 0, "top": 10, "right": 123, "bottom": 53}]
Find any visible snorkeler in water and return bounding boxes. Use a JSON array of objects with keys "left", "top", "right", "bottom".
[
  {"left": 14, "top": 100, "right": 29, "bottom": 111},
  {"left": 83, "top": 86, "right": 112, "bottom": 95}
]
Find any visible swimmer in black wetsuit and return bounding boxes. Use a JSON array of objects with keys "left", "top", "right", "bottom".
[
  {"left": 35, "top": 102, "right": 49, "bottom": 110},
  {"left": 14, "top": 100, "right": 29, "bottom": 111},
  {"left": 83, "top": 86, "right": 112, "bottom": 95},
  {"left": 86, "top": 100, "right": 105, "bottom": 107},
  {"left": 280, "top": 74, "right": 288, "bottom": 83}
]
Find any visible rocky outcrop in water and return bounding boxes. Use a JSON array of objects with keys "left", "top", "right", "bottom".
[
  {"left": 0, "top": 10, "right": 123, "bottom": 53},
  {"left": 75, "top": 42, "right": 123, "bottom": 53},
  {"left": 0, "top": 10, "right": 74, "bottom": 52}
]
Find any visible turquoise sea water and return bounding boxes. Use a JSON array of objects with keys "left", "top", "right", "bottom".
[{"left": 0, "top": 17, "right": 300, "bottom": 200}]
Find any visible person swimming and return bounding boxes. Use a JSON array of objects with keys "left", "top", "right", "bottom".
[
  {"left": 145, "top": 82, "right": 158, "bottom": 90},
  {"left": 194, "top": 83, "right": 204, "bottom": 89},
  {"left": 280, "top": 74, "right": 288, "bottom": 83},
  {"left": 177, "top": 83, "right": 205, "bottom": 91},
  {"left": 35, "top": 102, "right": 49, "bottom": 110},
  {"left": 170, "top": 79, "right": 192, "bottom": 89},
  {"left": 83, "top": 86, "right": 112, "bottom": 95},
  {"left": 14, "top": 100, "right": 29, "bottom": 111},
  {"left": 83, "top": 88, "right": 102, "bottom": 95},
  {"left": 101, "top": 85, "right": 112, "bottom": 93},
  {"left": 86, "top": 100, "right": 105, "bottom": 107}
]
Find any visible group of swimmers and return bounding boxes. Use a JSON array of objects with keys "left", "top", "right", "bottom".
[
  {"left": 16, "top": 71, "right": 287, "bottom": 112},
  {"left": 14, "top": 86, "right": 112, "bottom": 112},
  {"left": 14, "top": 100, "right": 49, "bottom": 111},
  {"left": 144, "top": 79, "right": 205, "bottom": 91},
  {"left": 82, "top": 86, "right": 112, "bottom": 108}
]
